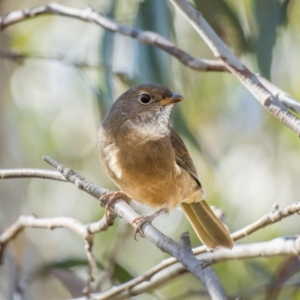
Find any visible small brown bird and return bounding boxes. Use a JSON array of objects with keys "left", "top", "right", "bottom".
[{"left": 98, "top": 83, "right": 233, "bottom": 249}]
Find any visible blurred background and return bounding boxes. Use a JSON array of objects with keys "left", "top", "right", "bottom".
[{"left": 1, "top": 0, "right": 300, "bottom": 299}]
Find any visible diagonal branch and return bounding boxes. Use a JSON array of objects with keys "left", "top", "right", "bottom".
[
  {"left": 1, "top": 2, "right": 299, "bottom": 123},
  {"left": 0, "top": 3, "right": 226, "bottom": 72},
  {"left": 40, "top": 156, "right": 227, "bottom": 299},
  {"left": 95, "top": 201, "right": 300, "bottom": 299},
  {"left": 169, "top": 0, "right": 300, "bottom": 136},
  {"left": 2, "top": 165, "right": 300, "bottom": 299}
]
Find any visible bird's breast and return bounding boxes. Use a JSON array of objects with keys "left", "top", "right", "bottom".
[
  {"left": 98, "top": 125, "right": 201, "bottom": 209},
  {"left": 101, "top": 136, "right": 183, "bottom": 208}
]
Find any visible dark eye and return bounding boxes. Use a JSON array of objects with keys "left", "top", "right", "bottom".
[{"left": 139, "top": 94, "right": 151, "bottom": 104}]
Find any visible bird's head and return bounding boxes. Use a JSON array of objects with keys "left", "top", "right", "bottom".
[{"left": 101, "top": 83, "right": 183, "bottom": 139}]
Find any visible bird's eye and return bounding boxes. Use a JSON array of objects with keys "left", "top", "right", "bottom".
[{"left": 139, "top": 94, "right": 151, "bottom": 104}]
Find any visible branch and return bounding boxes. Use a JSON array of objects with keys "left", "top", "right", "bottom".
[
  {"left": 3, "top": 164, "right": 300, "bottom": 298},
  {"left": 0, "top": 168, "right": 66, "bottom": 181},
  {"left": 0, "top": 3, "right": 226, "bottom": 72},
  {"left": 0, "top": 214, "right": 109, "bottom": 296},
  {"left": 1, "top": 2, "right": 299, "bottom": 123},
  {"left": 40, "top": 156, "right": 227, "bottom": 299},
  {"left": 230, "top": 202, "right": 300, "bottom": 241},
  {"left": 200, "top": 236, "right": 300, "bottom": 261},
  {"left": 80, "top": 236, "right": 300, "bottom": 300},
  {"left": 94, "top": 201, "right": 300, "bottom": 299},
  {"left": 169, "top": 0, "right": 300, "bottom": 136}
]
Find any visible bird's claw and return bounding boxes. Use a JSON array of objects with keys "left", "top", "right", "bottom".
[
  {"left": 132, "top": 215, "right": 150, "bottom": 240},
  {"left": 132, "top": 208, "right": 168, "bottom": 240},
  {"left": 99, "top": 191, "right": 129, "bottom": 219}
]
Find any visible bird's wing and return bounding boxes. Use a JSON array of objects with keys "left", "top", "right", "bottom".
[
  {"left": 170, "top": 128, "right": 202, "bottom": 188},
  {"left": 171, "top": 130, "right": 233, "bottom": 249}
]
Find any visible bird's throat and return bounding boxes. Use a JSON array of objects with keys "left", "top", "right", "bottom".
[{"left": 122, "top": 106, "right": 172, "bottom": 141}]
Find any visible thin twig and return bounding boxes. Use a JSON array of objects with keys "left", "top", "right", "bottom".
[
  {"left": 0, "top": 168, "right": 67, "bottom": 181},
  {"left": 43, "top": 156, "right": 111, "bottom": 201},
  {"left": 0, "top": 214, "right": 107, "bottom": 297}
]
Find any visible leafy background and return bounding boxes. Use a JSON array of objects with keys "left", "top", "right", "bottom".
[{"left": 0, "top": 0, "right": 300, "bottom": 299}]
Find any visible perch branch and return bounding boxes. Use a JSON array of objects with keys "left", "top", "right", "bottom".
[
  {"left": 41, "top": 156, "right": 227, "bottom": 299},
  {"left": 2, "top": 165, "right": 300, "bottom": 299}
]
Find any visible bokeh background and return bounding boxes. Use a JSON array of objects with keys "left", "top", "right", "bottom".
[{"left": 1, "top": 0, "right": 300, "bottom": 299}]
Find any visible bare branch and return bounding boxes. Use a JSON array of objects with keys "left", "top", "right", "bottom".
[
  {"left": 41, "top": 156, "right": 227, "bottom": 299},
  {"left": 192, "top": 202, "right": 300, "bottom": 264},
  {"left": 169, "top": 0, "right": 300, "bottom": 136},
  {"left": 1, "top": 2, "right": 299, "bottom": 297},
  {"left": 79, "top": 236, "right": 300, "bottom": 300},
  {"left": 43, "top": 156, "right": 111, "bottom": 200},
  {"left": 0, "top": 168, "right": 67, "bottom": 181},
  {"left": 230, "top": 202, "right": 300, "bottom": 241},
  {"left": 95, "top": 201, "right": 300, "bottom": 299},
  {"left": 1, "top": 2, "right": 299, "bottom": 120},
  {"left": 0, "top": 3, "right": 226, "bottom": 72},
  {"left": 0, "top": 214, "right": 107, "bottom": 296},
  {"left": 200, "top": 236, "right": 300, "bottom": 261},
  {"left": 1, "top": 2, "right": 299, "bottom": 123},
  {"left": 3, "top": 163, "right": 300, "bottom": 298}
]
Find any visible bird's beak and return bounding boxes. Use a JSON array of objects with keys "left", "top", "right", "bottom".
[{"left": 160, "top": 93, "right": 183, "bottom": 106}]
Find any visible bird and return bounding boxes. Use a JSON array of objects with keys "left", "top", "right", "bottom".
[{"left": 97, "top": 83, "right": 233, "bottom": 249}]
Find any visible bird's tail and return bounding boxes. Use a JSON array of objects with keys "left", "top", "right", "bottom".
[{"left": 180, "top": 200, "right": 233, "bottom": 249}]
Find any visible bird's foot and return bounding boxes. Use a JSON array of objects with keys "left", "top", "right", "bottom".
[
  {"left": 99, "top": 191, "right": 129, "bottom": 218},
  {"left": 132, "top": 208, "right": 168, "bottom": 240}
]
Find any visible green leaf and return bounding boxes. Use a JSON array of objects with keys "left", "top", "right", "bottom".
[
  {"left": 134, "top": 0, "right": 172, "bottom": 84},
  {"left": 99, "top": 2, "right": 117, "bottom": 117},
  {"left": 252, "top": 0, "right": 291, "bottom": 78}
]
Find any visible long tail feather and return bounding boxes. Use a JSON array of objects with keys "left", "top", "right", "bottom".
[{"left": 181, "top": 201, "right": 233, "bottom": 249}]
